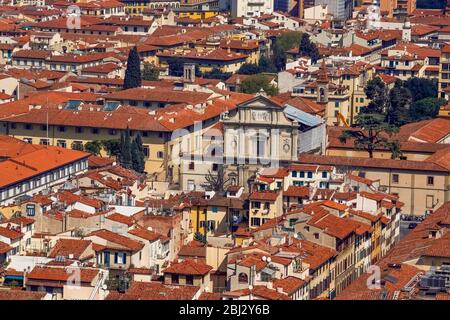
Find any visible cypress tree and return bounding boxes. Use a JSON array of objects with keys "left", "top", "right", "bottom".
[
  {"left": 131, "top": 133, "right": 145, "bottom": 173},
  {"left": 120, "top": 128, "right": 132, "bottom": 169},
  {"left": 123, "top": 46, "right": 142, "bottom": 90}
]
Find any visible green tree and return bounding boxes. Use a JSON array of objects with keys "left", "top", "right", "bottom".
[
  {"left": 403, "top": 78, "right": 438, "bottom": 102},
  {"left": 258, "top": 55, "right": 277, "bottom": 73},
  {"left": 340, "top": 114, "right": 401, "bottom": 159},
  {"left": 272, "top": 31, "right": 303, "bottom": 71},
  {"left": 123, "top": 46, "right": 142, "bottom": 90},
  {"left": 142, "top": 62, "right": 159, "bottom": 81},
  {"left": 238, "top": 63, "right": 261, "bottom": 75},
  {"left": 365, "top": 77, "right": 390, "bottom": 113},
  {"left": 410, "top": 97, "right": 447, "bottom": 121},
  {"left": 340, "top": 78, "right": 402, "bottom": 159},
  {"left": 84, "top": 141, "right": 102, "bottom": 156},
  {"left": 387, "top": 80, "right": 412, "bottom": 126},
  {"left": 101, "top": 139, "right": 121, "bottom": 157},
  {"left": 119, "top": 128, "right": 132, "bottom": 169},
  {"left": 299, "top": 33, "right": 320, "bottom": 64},
  {"left": 131, "top": 133, "right": 145, "bottom": 173},
  {"left": 202, "top": 68, "right": 232, "bottom": 80},
  {"left": 240, "top": 74, "right": 278, "bottom": 96}
]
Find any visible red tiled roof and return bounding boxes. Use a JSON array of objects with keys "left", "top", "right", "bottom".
[
  {"left": 58, "top": 191, "right": 102, "bottom": 209},
  {"left": 0, "top": 289, "right": 45, "bottom": 300},
  {"left": 48, "top": 239, "right": 92, "bottom": 259},
  {"left": 106, "top": 213, "right": 134, "bottom": 227},
  {"left": 128, "top": 227, "right": 161, "bottom": 242},
  {"left": 0, "top": 241, "right": 13, "bottom": 254},
  {"left": 162, "top": 259, "right": 212, "bottom": 276},
  {"left": 0, "top": 147, "right": 89, "bottom": 189},
  {"left": 249, "top": 191, "right": 279, "bottom": 201},
  {"left": 7, "top": 216, "right": 35, "bottom": 226},
  {"left": 223, "top": 285, "right": 290, "bottom": 300},
  {"left": 283, "top": 186, "right": 309, "bottom": 197},
  {"left": 87, "top": 229, "right": 144, "bottom": 251},
  {"left": 27, "top": 266, "right": 99, "bottom": 283},
  {"left": 273, "top": 276, "right": 307, "bottom": 295},
  {"left": 297, "top": 154, "right": 448, "bottom": 173},
  {"left": 0, "top": 227, "right": 23, "bottom": 240},
  {"left": 348, "top": 174, "right": 373, "bottom": 186},
  {"left": 106, "top": 281, "right": 200, "bottom": 300}
]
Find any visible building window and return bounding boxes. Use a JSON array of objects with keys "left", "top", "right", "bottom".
[
  {"left": 143, "top": 146, "right": 149, "bottom": 158},
  {"left": 251, "top": 217, "right": 261, "bottom": 227},
  {"left": 307, "top": 172, "right": 313, "bottom": 179},
  {"left": 322, "top": 171, "right": 328, "bottom": 178},
  {"left": 58, "top": 126, "right": 65, "bottom": 132},
  {"left": 212, "top": 163, "right": 218, "bottom": 171},
  {"left": 186, "top": 275, "right": 194, "bottom": 285},
  {"left": 24, "top": 123, "right": 32, "bottom": 130},
  {"left": 426, "top": 195, "right": 434, "bottom": 209},
  {"left": 187, "top": 180, "right": 195, "bottom": 191},
  {"left": 171, "top": 274, "right": 179, "bottom": 284},
  {"left": 108, "top": 129, "right": 117, "bottom": 135},
  {"left": 57, "top": 140, "right": 67, "bottom": 148},
  {"left": 292, "top": 171, "right": 297, "bottom": 178},
  {"left": 26, "top": 204, "right": 36, "bottom": 216},
  {"left": 76, "top": 127, "right": 83, "bottom": 133},
  {"left": 72, "top": 141, "right": 83, "bottom": 150},
  {"left": 392, "top": 174, "right": 399, "bottom": 183},
  {"left": 23, "top": 138, "right": 32, "bottom": 144},
  {"left": 114, "top": 252, "right": 127, "bottom": 264},
  {"left": 427, "top": 176, "right": 434, "bottom": 186},
  {"left": 40, "top": 139, "right": 49, "bottom": 145},
  {"left": 188, "top": 162, "right": 195, "bottom": 170},
  {"left": 238, "top": 273, "right": 248, "bottom": 283},
  {"left": 157, "top": 151, "right": 164, "bottom": 159},
  {"left": 92, "top": 128, "right": 99, "bottom": 134}
]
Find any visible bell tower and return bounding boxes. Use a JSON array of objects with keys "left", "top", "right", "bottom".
[
  {"left": 316, "top": 60, "right": 329, "bottom": 104},
  {"left": 402, "top": 17, "right": 411, "bottom": 43}
]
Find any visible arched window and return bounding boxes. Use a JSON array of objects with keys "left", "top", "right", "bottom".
[{"left": 238, "top": 273, "right": 248, "bottom": 284}]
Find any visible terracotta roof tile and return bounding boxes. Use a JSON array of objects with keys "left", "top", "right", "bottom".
[{"left": 163, "top": 259, "right": 212, "bottom": 276}]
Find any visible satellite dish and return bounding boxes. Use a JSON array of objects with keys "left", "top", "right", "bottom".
[
  {"left": 102, "top": 284, "right": 107, "bottom": 290},
  {"left": 248, "top": 285, "right": 253, "bottom": 290},
  {"left": 293, "top": 233, "right": 298, "bottom": 239},
  {"left": 262, "top": 256, "right": 267, "bottom": 262},
  {"left": 267, "top": 257, "right": 272, "bottom": 263}
]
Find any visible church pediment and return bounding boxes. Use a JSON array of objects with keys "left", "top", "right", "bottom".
[{"left": 237, "top": 94, "right": 284, "bottom": 110}]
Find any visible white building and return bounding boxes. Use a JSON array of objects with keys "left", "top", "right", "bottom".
[{"left": 230, "top": 0, "right": 273, "bottom": 18}]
